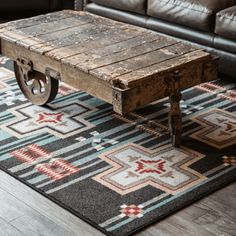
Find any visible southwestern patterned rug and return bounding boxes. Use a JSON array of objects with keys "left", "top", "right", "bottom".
[{"left": 0, "top": 55, "right": 235, "bottom": 236}]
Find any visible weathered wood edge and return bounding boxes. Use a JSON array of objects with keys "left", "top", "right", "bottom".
[
  {"left": 114, "top": 50, "right": 212, "bottom": 88},
  {"left": 112, "top": 55, "right": 218, "bottom": 115}
]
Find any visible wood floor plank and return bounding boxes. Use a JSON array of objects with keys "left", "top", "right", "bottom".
[
  {"left": 10, "top": 210, "right": 78, "bottom": 236},
  {"left": 0, "top": 188, "right": 32, "bottom": 222},
  {"left": 0, "top": 217, "right": 23, "bottom": 236},
  {"left": 190, "top": 201, "right": 236, "bottom": 235},
  {"left": 137, "top": 215, "right": 216, "bottom": 236},
  {"left": 137, "top": 183, "right": 236, "bottom": 236},
  {"left": 0, "top": 170, "right": 104, "bottom": 236}
]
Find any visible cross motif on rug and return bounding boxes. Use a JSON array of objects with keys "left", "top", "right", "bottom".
[
  {"left": 191, "top": 109, "right": 236, "bottom": 149},
  {"left": 1, "top": 102, "right": 94, "bottom": 138},
  {"left": 93, "top": 143, "right": 206, "bottom": 195}
]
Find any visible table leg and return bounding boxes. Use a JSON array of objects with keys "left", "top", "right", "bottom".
[{"left": 168, "top": 70, "right": 182, "bottom": 147}]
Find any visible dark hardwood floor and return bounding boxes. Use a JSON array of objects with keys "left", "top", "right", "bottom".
[{"left": 0, "top": 170, "right": 235, "bottom": 236}]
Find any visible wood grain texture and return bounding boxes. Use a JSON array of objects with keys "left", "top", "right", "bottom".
[
  {"left": 0, "top": 217, "right": 23, "bottom": 236},
  {"left": 0, "top": 171, "right": 104, "bottom": 236},
  {"left": 0, "top": 188, "right": 32, "bottom": 222}
]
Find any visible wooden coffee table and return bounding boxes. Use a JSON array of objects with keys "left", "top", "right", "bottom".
[{"left": 0, "top": 10, "right": 218, "bottom": 146}]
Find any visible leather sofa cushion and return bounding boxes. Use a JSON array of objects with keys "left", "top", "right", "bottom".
[
  {"left": 91, "top": 0, "right": 147, "bottom": 15},
  {"left": 86, "top": 3, "right": 147, "bottom": 28},
  {"left": 147, "top": 0, "right": 236, "bottom": 32},
  {"left": 147, "top": 17, "right": 214, "bottom": 47},
  {"left": 215, "top": 6, "right": 236, "bottom": 40}
]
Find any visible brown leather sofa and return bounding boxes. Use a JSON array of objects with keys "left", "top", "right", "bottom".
[{"left": 85, "top": 0, "right": 236, "bottom": 79}]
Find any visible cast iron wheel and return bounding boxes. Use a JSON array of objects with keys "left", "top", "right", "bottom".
[{"left": 14, "top": 61, "right": 59, "bottom": 105}]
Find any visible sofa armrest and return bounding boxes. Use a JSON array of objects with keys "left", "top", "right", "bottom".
[{"left": 215, "top": 6, "right": 236, "bottom": 40}]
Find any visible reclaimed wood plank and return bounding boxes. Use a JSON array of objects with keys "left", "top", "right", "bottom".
[
  {"left": 89, "top": 43, "right": 197, "bottom": 82},
  {"left": 47, "top": 32, "right": 149, "bottom": 60},
  {"left": 1, "top": 20, "right": 98, "bottom": 49},
  {"left": 30, "top": 22, "right": 124, "bottom": 54},
  {"left": 1, "top": 22, "right": 101, "bottom": 55},
  {"left": 116, "top": 50, "right": 212, "bottom": 87},
  {"left": 0, "top": 12, "right": 105, "bottom": 51},
  {"left": 0, "top": 11, "right": 80, "bottom": 39},
  {"left": 29, "top": 22, "right": 108, "bottom": 53},
  {"left": 32, "top": 17, "right": 147, "bottom": 56},
  {"left": 17, "top": 16, "right": 95, "bottom": 37},
  {"left": 1, "top": 12, "right": 146, "bottom": 57},
  {"left": 0, "top": 12, "right": 69, "bottom": 34},
  {"left": 65, "top": 35, "right": 177, "bottom": 70},
  {"left": 2, "top": 39, "right": 113, "bottom": 105},
  {"left": 3, "top": 11, "right": 74, "bottom": 30},
  {"left": 0, "top": 11, "right": 100, "bottom": 34}
]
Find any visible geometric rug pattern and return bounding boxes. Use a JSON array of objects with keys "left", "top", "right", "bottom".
[{"left": 0, "top": 56, "right": 235, "bottom": 236}]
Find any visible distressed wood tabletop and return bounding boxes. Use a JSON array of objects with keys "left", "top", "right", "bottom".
[{"left": 0, "top": 10, "right": 215, "bottom": 89}]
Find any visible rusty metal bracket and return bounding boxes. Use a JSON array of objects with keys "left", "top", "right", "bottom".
[
  {"left": 112, "top": 87, "right": 125, "bottom": 115},
  {"left": 45, "top": 67, "right": 61, "bottom": 80}
]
